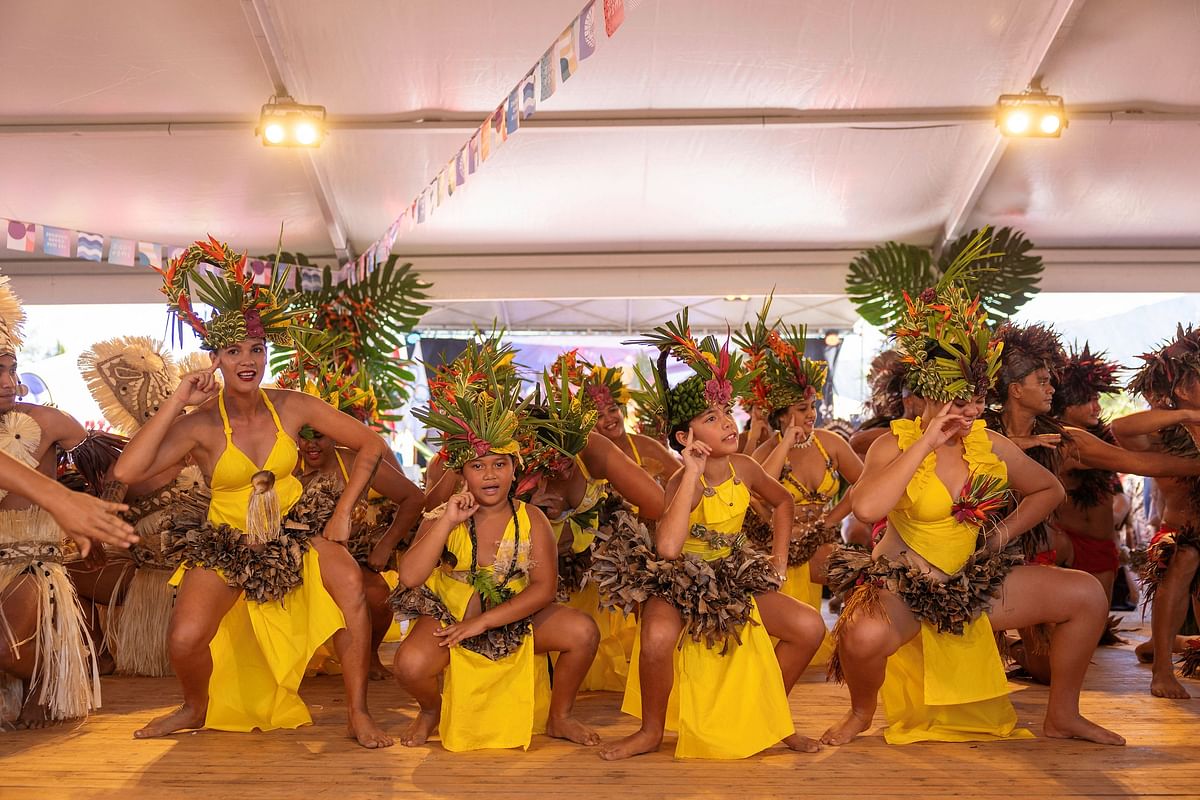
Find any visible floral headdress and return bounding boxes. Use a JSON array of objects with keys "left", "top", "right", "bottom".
[
  {"left": 415, "top": 364, "right": 525, "bottom": 471},
  {"left": 579, "top": 357, "right": 631, "bottom": 411},
  {"left": 158, "top": 236, "right": 299, "bottom": 351},
  {"left": 1128, "top": 324, "right": 1200, "bottom": 403},
  {"left": 1052, "top": 342, "right": 1122, "bottom": 415},
  {"left": 78, "top": 336, "right": 181, "bottom": 436},
  {"left": 990, "top": 322, "right": 1066, "bottom": 404},
  {"left": 427, "top": 328, "right": 520, "bottom": 403},
  {"left": 0, "top": 271, "right": 25, "bottom": 359},
  {"left": 516, "top": 356, "right": 599, "bottom": 493},
  {"left": 274, "top": 330, "right": 379, "bottom": 434},
  {"left": 894, "top": 280, "right": 1002, "bottom": 403},
  {"left": 629, "top": 360, "right": 668, "bottom": 439},
  {"left": 625, "top": 308, "right": 755, "bottom": 428},
  {"left": 735, "top": 298, "right": 827, "bottom": 414}
]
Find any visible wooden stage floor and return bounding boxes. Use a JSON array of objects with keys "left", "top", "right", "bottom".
[{"left": 3, "top": 618, "right": 1198, "bottom": 800}]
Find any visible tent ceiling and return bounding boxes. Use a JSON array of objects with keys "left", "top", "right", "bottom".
[{"left": 2, "top": 0, "right": 1200, "bottom": 331}]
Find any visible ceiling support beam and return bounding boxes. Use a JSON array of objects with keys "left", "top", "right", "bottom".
[
  {"left": 240, "top": 0, "right": 353, "bottom": 262},
  {"left": 935, "top": 0, "right": 1087, "bottom": 254}
]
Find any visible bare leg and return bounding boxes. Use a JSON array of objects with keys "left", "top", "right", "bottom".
[
  {"left": 989, "top": 566, "right": 1124, "bottom": 745},
  {"left": 0, "top": 576, "right": 57, "bottom": 729},
  {"left": 134, "top": 567, "right": 238, "bottom": 738},
  {"left": 1146, "top": 547, "right": 1199, "bottom": 698},
  {"left": 821, "top": 589, "right": 919, "bottom": 746},
  {"left": 361, "top": 568, "right": 394, "bottom": 680},
  {"left": 531, "top": 604, "right": 600, "bottom": 745},
  {"left": 310, "top": 538, "right": 393, "bottom": 749},
  {"left": 598, "top": 597, "right": 682, "bottom": 760},
  {"left": 67, "top": 558, "right": 136, "bottom": 676},
  {"left": 1093, "top": 570, "right": 1116, "bottom": 607},
  {"left": 755, "top": 589, "right": 826, "bottom": 752},
  {"left": 391, "top": 616, "right": 449, "bottom": 746}
]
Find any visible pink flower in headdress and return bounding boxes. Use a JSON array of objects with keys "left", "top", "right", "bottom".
[
  {"left": 585, "top": 384, "right": 613, "bottom": 408},
  {"left": 705, "top": 378, "right": 732, "bottom": 407},
  {"left": 244, "top": 308, "right": 266, "bottom": 339},
  {"left": 465, "top": 431, "right": 492, "bottom": 458}
]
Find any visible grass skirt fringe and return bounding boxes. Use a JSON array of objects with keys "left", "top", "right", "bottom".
[
  {"left": 590, "top": 510, "right": 781, "bottom": 652},
  {"left": 743, "top": 507, "right": 842, "bottom": 567},
  {"left": 110, "top": 566, "right": 175, "bottom": 677},
  {"left": 1139, "top": 524, "right": 1200, "bottom": 610},
  {"left": 163, "top": 476, "right": 340, "bottom": 604},
  {"left": 388, "top": 584, "right": 531, "bottom": 661},
  {"left": 824, "top": 544, "right": 1022, "bottom": 683},
  {"left": 0, "top": 507, "right": 100, "bottom": 722}
]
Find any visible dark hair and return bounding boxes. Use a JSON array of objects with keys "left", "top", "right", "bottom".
[{"left": 667, "top": 419, "right": 689, "bottom": 452}]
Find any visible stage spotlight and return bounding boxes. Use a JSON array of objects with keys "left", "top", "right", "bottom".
[
  {"left": 996, "top": 81, "right": 1066, "bottom": 139},
  {"left": 257, "top": 95, "right": 327, "bottom": 147},
  {"left": 823, "top": 331, "right": 841, "bottom": 348}
]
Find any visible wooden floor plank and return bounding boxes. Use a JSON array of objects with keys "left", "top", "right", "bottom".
[{"left": 2, "top": 618, "right": 1197, "bottom": 799}]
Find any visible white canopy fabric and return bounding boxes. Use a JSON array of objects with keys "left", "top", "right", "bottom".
[{"left": 2, "top": 0, "right": 1200, "bottom": 331}]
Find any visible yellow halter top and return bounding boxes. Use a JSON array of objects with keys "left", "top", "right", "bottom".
[
  {"left": 887, "top": 417, "right": 1006, "bottom": 574},
  {"left": 685, "top": 463, "right": 749, "bottom": 560},
  {"left": 780, "top": 432, "right": 839, "bottom": 507},
  {"left": 208, "top": 390, "right": 302, "bottom": 532}
]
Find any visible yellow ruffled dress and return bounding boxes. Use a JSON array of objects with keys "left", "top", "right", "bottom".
[
  {"left": 423, "top": 500, "right": 550, "bottom": 752},
  {"left": 879, "top": 418, "right": 1033, "bottom": 745},
  {"left": 622, "top": 466, "right": 795, "bottom": 759},
  {"left": 170, "top": 390, "right": 345, "bottom": 732}
]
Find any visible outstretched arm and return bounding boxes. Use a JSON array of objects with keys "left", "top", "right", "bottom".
[
  {"left": 1110, "top": 408, "right": 1200, "bottom": 450},
  {"left": 580, "top": 431, "right": 665, "bottom": 519},
  {"left": 1068, "top": 426, "right": 1200, "bottom": 477}
]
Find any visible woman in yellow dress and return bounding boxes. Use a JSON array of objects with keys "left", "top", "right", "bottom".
[
  {"left": 741, "top": 311, "right": 863, "bottom": 612},
  {"left": 114, "top": 239, "right": 393, "bottom": 748},
  {"left": 582, "top": 356, "right": 679, "bottom": 487},
  {"left": 597, "top": 312, "right": 827, "bottom": 760},
  {"left": 820, "top": 278, "right": 1124, "bottom": 747},
  {"left": 390, "top": 363, "right": 601, "bottom": 751}
]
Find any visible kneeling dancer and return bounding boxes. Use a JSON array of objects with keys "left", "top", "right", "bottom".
[{"left": 821, "top": 278, "right": 1123, "bottom": 747}]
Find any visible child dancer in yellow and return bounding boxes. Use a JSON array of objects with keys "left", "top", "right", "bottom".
[
  {"left": 821, "top": 270, "right": 1123, "bottom": 747},
  {"left": 390, "top": 362, "right": 601, "bottom": 751},
  {"left": 598, "top": 311, "right": 827, "bottom": 760},
  {"left": 115, "top": 238, "right": 393, "bottom": 748}
]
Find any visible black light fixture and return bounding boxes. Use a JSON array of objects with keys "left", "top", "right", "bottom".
[
  {"left": 257, "top": 95, "right": 327, "bottom": 147},
  {"left": 996, "top": 78, "right": 1067, "bottom": 138}
]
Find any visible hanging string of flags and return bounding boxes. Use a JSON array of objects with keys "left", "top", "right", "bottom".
[
  {"left": 344, "top": 0, "right": 632, "bottom": 276},
  {"left": 1, "top": 0, "right": 633, "bottom": 289}
]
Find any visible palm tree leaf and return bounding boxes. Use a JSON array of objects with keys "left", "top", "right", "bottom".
[
  {"left": 937, "top": 226, "right": 1043, "bottom": 321},
  {"left": 845, "top": 242, "right": 937, "bottom": 330}
]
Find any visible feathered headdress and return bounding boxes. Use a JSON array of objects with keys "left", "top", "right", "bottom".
[
  {"left": 893, "top": 249, "right": 1004, "bottom": 402},
  {"left": 78, "top": 336, "right": 181, "bottom": 436},
  {"left": 1128, "top": 324, "right": 1200, "bottom": 403},
  {"left": 990, "top": 322, "right": 1066, "bottom": 404},
  {"left": 1053, "top": 342, "right": 1122, "bottom": 414},
  {"left": 625, "top": 308, "right": 756, "bottom": 428},
  {"left": 579, "top": 357, "right": 631, "bottom": 411},
  {"left": 0, "top": 271, "right": 26, "bottom": 358},
  {"left": 158, "top": 236, "right": 299, "bottom": 351}
]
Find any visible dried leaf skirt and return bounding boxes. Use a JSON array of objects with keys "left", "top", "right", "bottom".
[
  {"left": 165, "top": 487, "right": 345, "bottom": 733},
  {"left": 594, "top": 512, "right": 795, "bottom": 758},
  {"left": 825, "top": 545, "right": 1032, "bottom": 744},
  {"left": 0, "top": 507, "right": 100, "bottom": 722},
  {"left": 390, "top": 574, "right": 550, "bottom": 752}
]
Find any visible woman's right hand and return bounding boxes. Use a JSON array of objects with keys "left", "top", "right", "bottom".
[
  {"left": 917, "top": 403, "right": 968, "bottom": 451},
  {"left": 680, "top": 430, "right": 710, "bottom": 474},
  {"left": 174, "top": 365, "right": 220, "bottom": 407},
  {"left": 781, "top": 424, "right": 806, "bottom": 447},
  {"left": 442, "top": 491, "right": 479, "bottom": 526}
]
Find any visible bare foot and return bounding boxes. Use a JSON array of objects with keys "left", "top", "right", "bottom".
[
  {"left": 1043, "top": 713, "right": 1125, "bottom": 746},
  {"left": 368, "top": 658, "right": 392, "bottom": 681},
  {"left": 134, "top": 704, "right": 206, "bottom": 739},
  {"left": 1150, "top": 670, "right": 1191, "bottom": 699},
  {"left": 820, "top": 708, "right": 873, "bottom": 746},
  {"left": 783, "top": 732, "right": 821, "bottom": 753},
  {"left": 16, "top": 700, "right": 56, "bottom": 730},
  {"left": 347, "top": 710, "right": 394, "bottom": 749},
  {"left": 1135, "top": 639, "right": 1154, "bottom": 664},
  {"left": 96, "top": 649, "right": 117, "bottom": 677},
  {"left": 400, "top": 710, "right": 438, "bottom": 747},
  {"left": 598, "top": 728, "right": 663, "bottom": 760},
  {"left": 546, "top": 714, "right": 601, "bottom": 746}
]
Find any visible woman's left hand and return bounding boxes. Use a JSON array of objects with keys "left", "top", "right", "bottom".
[
  {"left": 434, "top": 616, "right": 490, "bottom": 648},
  {"left": 322, "top": 512, "right": 352, "bottom": 543}
]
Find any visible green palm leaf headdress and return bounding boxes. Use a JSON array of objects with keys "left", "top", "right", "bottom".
[
  {"left": 157, "top": 236, "right": 298, "bottom": 351},
  {"left": 629, "top": 358, "right": 668, "bottom": 440},
  {"left": 414, "top": 365, "right": 526, "bottom": 471},
  {"left": 624, "top": 308, "right": 757, "bottom": 428},
  {"left": 735, "top": 295, "right": 827, "bottom": 414},
  {"left": 516, "top": 355, "right": 599, "bottom": 493}
]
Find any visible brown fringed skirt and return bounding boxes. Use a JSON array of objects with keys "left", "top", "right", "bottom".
[
  {"left": 589, "top": 510, "right": 781, "bottom": 651},
  {"left": 1139, "top": 524, "right": 1200, "bottom": 609},
  {"left": 743, "top": 507, "right": 843, "bottom": 567},
  {"left": 388, "top": 584, "right": 532, "bottom": 661}
]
